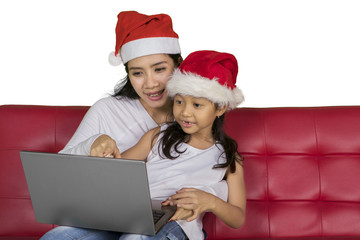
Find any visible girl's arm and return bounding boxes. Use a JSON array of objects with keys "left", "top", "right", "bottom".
[
  {"left": 120, "top": 127, "right": 160, "bottom": 160},
  {"left": 165, "top": 160, "right": 246, "bottom": 229},
  {"left": 210, "top": 161, "right": 246, "bottom": 228}
]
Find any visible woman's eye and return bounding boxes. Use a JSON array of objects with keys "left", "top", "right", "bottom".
[
  {"left": 175, "top": 100, "right": 182, "bottom": 104},
  {"left": 155, "top": 67, "right": 166, "bottom": 72},
  {"left": 194, "top": 103, "right": 202, "bottom": 108},
  {"left": 131, "top": 71, "right": 142, "bottom": 77}
]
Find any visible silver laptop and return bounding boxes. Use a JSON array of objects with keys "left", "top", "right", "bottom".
[{"left": 20, "top": 151, "right": 176, "bottom": 235}]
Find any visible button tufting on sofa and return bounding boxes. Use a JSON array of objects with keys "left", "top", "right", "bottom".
[{"left": 1, "top": 105, "right": 360, "bottom": 239}]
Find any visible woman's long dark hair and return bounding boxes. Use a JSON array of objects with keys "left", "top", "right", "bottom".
[
  {"left": 113, "top": 54, "right": 183, "bottom": 99},
  {"left": 156, "top": 109, "right": 242, "bottom": 174}
]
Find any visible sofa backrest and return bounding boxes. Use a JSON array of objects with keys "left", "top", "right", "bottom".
[
  {"left": 0, "top": 105, "right": 89, "bottom": 238},
  {"left": 1, "top": 105, "right": 360, "bottom": 239},
  {"left": 211, "top": 106, "right": 360, "bottom": 239}
]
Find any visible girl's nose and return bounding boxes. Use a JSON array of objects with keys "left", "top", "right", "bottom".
[{"left": 181, "top": 105, "right": 192, "bottom": 117}]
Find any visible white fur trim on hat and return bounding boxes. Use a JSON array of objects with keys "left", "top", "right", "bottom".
[
  {"left": 167, "top": 69, "right": 244, "bottom": 109},
  {"left": 120, "top": 37, "right": 181, "bottom": 63}
]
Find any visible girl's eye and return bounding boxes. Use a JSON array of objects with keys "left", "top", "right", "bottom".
[
  {"left": 194, "top": 103, "right": 202, "bottom": 108},
  {"left": 175, "top": 100, "right": 182, "bottom": 105}
]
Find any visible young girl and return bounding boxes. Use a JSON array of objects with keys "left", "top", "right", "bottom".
[{"left": 119, "top": 50, "right": 246, "bottom": 240}]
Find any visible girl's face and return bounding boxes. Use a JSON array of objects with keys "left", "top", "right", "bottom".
[
  {"left": 173, "top": 94, "right": 226, "bottom": 140},
  {"left": 127, "top": 54, "right": 175, "bottom": 110}
]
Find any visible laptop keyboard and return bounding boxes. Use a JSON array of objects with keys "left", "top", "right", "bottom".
[{"left": 152, "top": 210, "right": 165, "bottom": 223}]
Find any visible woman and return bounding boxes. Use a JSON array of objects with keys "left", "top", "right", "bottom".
[
  {"left": 60, "top": 9, "right": 227, "bottom": 200},
  {"left": 60, "top": 11, "right": 182, "bottom": 157},
  {"left": 44, "top": 11, "right": 229, "bottom": 240}
]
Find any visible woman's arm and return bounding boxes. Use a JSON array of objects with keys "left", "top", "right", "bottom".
[
  {"left": 60, "top": 105, "right": 104, "bottom": 155},
  {"left": 60, "top": 98, "right": 121, "bottom": 156},
  {"left": 165, "top": 161, "right": 246, "bottom": 229}
]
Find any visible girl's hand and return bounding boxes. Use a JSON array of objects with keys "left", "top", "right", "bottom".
[
  {"left": 168, "top": 207, "right": 194, "bottom": 222},
  {"left": 162, "top": 200, "right": 194, "bottom": 221},
  {"left": 164, "top": 188, "right": 216, "bottom": 222},
  {"left": 90, "top": 134, "right": 121, "bottom": 158}
]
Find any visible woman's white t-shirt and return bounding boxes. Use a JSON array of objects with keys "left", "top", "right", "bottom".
[
  {"left": 60, "top": 96, "right": 228, "bottom": 239},
  {"left": 60, "top": 96, "right": 157, "bottom": 155}
]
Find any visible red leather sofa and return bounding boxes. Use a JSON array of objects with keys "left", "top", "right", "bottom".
[{"left": 1, "top": 104, "right": 360, "bottom": 239}]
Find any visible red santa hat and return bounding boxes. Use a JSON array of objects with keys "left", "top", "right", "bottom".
[
  {"left": 166, "top": 50, "right": 244, "bottom": 109},
  {"left": 109, "top": 11, "right": 181, "bottom": 65}
]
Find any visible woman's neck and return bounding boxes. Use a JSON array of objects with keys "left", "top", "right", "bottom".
[{"left": 140, "top": 98, "right": 173, "bottom": 125}]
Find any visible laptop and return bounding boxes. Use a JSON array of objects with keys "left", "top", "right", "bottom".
[{"left": 20, "top": 151, "right": 176, "bottom": 235}]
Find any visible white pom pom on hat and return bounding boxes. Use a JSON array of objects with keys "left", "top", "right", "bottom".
[{"left": 108, "top": 51, "right": 122, "bottom": 66}]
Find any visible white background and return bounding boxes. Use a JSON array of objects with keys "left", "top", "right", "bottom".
[{"left": 0, "top": 0, "right": 359, "bottom": 107}]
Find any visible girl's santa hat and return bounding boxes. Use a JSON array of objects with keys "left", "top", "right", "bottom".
[
  {"left": 166, "top": 50, "right": 244, "bottom": 109},
  {"left": 109, "top": 11, "right": 181, "bottom": 65}
]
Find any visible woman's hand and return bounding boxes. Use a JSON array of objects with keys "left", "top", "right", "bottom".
[
  {"left": 163, "top": 188, "right": 216, "bottom": 222},
  {"left": 90, "top": 134, "right": 121, "bottom": 158}
]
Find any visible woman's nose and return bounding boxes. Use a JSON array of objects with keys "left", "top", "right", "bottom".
[{"left": 144, "top": 73, "right": 160, "bottom": 88}]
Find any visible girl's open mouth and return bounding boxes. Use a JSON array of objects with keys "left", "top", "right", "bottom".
[{"left": 181, "top": 120, "right": 195, "bottom": 128}]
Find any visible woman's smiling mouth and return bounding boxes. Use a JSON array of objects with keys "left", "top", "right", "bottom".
[{"left": 145, "top": 89, "right": 165, "bottom": 100}]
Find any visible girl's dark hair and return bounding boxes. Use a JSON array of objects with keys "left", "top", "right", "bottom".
[
  {"left": 113, "top": 54, "right": 183, "bottom": 99},
  {"left": 156, "top": 109, "right": 242, "bottom": 174}
]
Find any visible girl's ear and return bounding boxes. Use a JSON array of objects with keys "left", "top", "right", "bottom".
[{"left": 216, "top": 104, "right": 228, "bottom": 117}]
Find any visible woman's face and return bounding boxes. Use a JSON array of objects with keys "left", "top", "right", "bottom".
[{"left": 127, "top": 54, "right": 175, "bottom": 110}]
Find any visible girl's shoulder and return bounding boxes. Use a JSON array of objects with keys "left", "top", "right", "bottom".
[
  {"left": 138, "top": 126, "right": 162, "bottom": 151},
  {"left": 147, "top": 125, "right": 162, "bottom": 137}
]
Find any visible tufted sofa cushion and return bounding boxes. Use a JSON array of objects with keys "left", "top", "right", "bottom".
[
  {"left": 208, "top": 107, "right": 360, "bottom": 239},
  {"left": 1, "top": 105, "right": 360, "bottom": 239},
  {"left": 0, "top": 105, "right": 89, "bottom": 239}
]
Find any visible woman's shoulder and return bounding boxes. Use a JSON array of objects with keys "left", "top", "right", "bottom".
[
  {"left": 90, "top": 96, "right": 143, "bottom": 114},
  {"left": 92, "top": 96, "right": 139, "bottom": 108},
  {"left": 88, "top": 96, "right": 157, "bottom": 129}
]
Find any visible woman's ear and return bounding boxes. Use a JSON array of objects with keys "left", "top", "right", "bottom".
[{"left": 216, "top": 104, "right": 228, "bottom": 117}]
